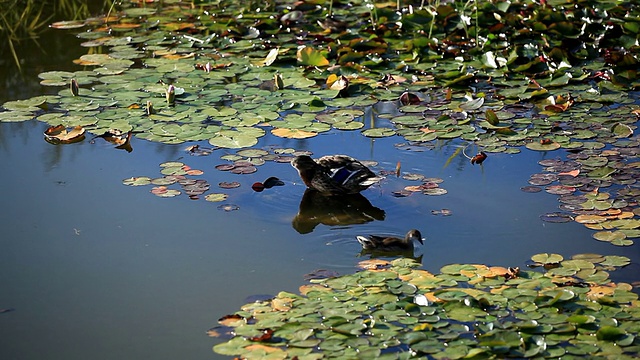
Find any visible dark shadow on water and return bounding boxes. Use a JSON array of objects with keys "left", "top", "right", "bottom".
[{"left": 292, "top": 189, "right": 386, "bottom": 234}]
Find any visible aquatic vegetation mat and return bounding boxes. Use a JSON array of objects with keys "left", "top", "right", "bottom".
[
  {"left": 1, "top": 0, "right": 638, "bottom": 148},
  {"left": 529, "top": 150, "right": 640, "bottom": 246},
  {"left": 209, "top": 255, "right": 640, "bottom": 359}
]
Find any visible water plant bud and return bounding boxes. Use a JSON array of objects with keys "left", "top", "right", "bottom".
[
  {"left": 70, "top": 79, "right": 79, "bottom": 96},
  {"left": 166, "top": 85, "right": 175, "bottom": 104}
]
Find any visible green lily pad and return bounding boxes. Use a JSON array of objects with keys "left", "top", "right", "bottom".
[
  {"left": 600, "top": 255, "right": 631, "bottom": 267},
  {"left": 122, "top": 176, "right": 152, "bottom": 186},
  {"left": 361, "top": 128, "right": 396, "bottom": 138},
  {"left": 593, "top": 230, "right": 627, "bottom": 243},
  {"left": 596, "top": 326, "right": 627, "bottom": 341},
  {"left": 209, "top": 129, "right": 259, "bottom": 148},
  {"left": 0, "top": 111, "right": 34, "bottom": 122},
  {"left": 611, "top": 123, "right": 633, "bottom": 138},
  {"left": 205, "top": 193, "right": 229, "bottom": 202},
  {"left": 531, "top": 253, "right": 563, "bottom": 265},
  {"left": 3, "top": 96, "right": 48, "bottom": 111},
  {"left": 332, "top": 121, "right": 364, "bottom": 130},
  {"left": 526, "top": 141, "right": 561, "bottom": 151}
]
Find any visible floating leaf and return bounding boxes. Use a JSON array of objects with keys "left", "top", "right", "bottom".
[
  {"left": 600, "top": 255, "right": 631, "bottom": 267},
  {"left": 361, "top": 128, "right": 396, "bottom": 138},
  {"left": 255, "top": 47, "right": 279, "bottom": 67},
  {"left": 205, "top": 193, "right": 228, "bottom": 202},
  {"left": 3, "top": 96, "right": 48, "bottom": 111},
  {"left": 526, "top": 141, "right": 561, "bottom": 151},
  {"left": 296, "top": 46, "right": 329, "bottom": 67},
  {"left": 327, "top": 74, "right": 349, "bottom": 91},
  {"left": 209, "top": 130, "right": 259, "bottom": 148},
  {"left": 122, "top": 177, "right": 152, "bottom": 186},
  {"left": 593, "top": 230, "right": 627, "bottom": 243},
  {"left": 0, "top": 111, "right": 33, "bottom": 122},
  {"left": 485, "top": 109, "right": 499, "bottom": 126},
  {"left": 531, "top": 253, "right": 563, "bottom": 265},
  {"left": 51, "top": 20, "right": 86, "bottom": 29},
  {"left": 150, "top": 186, "right": 180, "bottom": 197},
  {"left": 43, "top": 125, "right": 86, "bottom": 144},
  {"left": 575, "top": 214, "right": 607, "bottom": 224},
  {"left": 459, "top": 97, "right": 484, "bottom": 111},
  {"left": 271, "top": 128, "right": 317, "bottom": 139},
  {"left": 588, "top": 166, "right": 616, "bottom": 178},
  {"left": 611, "top": 123, "right": 633, "bottom": 138},
  {"left": 596, "top": 326, "right": 627, "bottom": 341}
]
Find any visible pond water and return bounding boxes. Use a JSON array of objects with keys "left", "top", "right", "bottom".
[{"left": 1, "top": 23, "right": 639, "bottom": 360}]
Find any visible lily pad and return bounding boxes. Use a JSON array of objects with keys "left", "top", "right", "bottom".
[
  {"left": 526, "top": 141, "right": 562, "bottom": 151},
  {"left": 271, "top": 128, "right": 317, "bottom": 139},
  {"left": 205, "top": 193, "right": 229, "bottom": 202},
  {"left": 209, "top": 130, "right": 259, "bottom": 148},
  {"left": 122, "top": 177, "right": 152, "bottom": 186},
  {"left": 361, "top": 128, "right": 396, "bottom": 138},
  {"left": 531, "top": 253, "right": 564, "bottom": 265},
  {"left": 212, "top": 255, "right": 640, "bottom": 359}
]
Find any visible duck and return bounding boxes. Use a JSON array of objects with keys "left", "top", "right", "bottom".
[
  {"left": 356, "top": 229, "right": 424, "bottom": 252},
  {"left": 291, "top": 155, "right": 383, "bottom": 195}
]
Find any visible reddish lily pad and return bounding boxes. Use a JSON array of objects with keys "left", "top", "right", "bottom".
[{"left": 219, "top": 182, "right": 241, "bottom": 189}]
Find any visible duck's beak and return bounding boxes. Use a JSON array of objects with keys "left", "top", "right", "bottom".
[{"left": 417, "top": 237, "right": 424, "bottom": 245}]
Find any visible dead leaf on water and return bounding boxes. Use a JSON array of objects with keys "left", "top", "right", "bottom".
[{"left": 44, "top": 125, "right": 86, "bottom": 144}]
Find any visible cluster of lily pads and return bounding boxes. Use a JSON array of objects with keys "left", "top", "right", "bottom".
[
  {"left": 209, "top": 253, "right": 638, "bottom": 359},
  {"left": 525, "top": 137, "right": 640, "bottom": 247},
  {"left": 391, "top": 174, "right": 447, "bottom": 197},
  {"left": 0, "top": 0, "right": 637, "bottom": 152},
  {"left": 122, "top": 161, "right": 238, "bottom": 203},
  {"left": 122, "top": 147, "right": 300, "bottom": 202}
]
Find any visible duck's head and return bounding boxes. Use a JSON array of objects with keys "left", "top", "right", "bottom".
[
  {"left": 407, "top": 229, "right": 424, "bottom": 245},
  {"left": 291, "top": 155, "right": 316, "bottom": 171}
]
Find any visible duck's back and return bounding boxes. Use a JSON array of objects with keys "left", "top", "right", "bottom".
[{"left": 317, "top": 155, "right": 381, "bottom": 193}]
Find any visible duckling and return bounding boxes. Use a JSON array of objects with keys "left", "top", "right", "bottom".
[
  {"left": 356, "top": 229, "right": 424, "bottom": 252},
  {"left": 291, "top": 155, "right": 383, "bottom": 195}
]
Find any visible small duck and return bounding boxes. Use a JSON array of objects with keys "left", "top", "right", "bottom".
[
  {"left": 356, "top": 229, "right": 424, "bottom": 252},
  {"left": 291, "top": 155, "right": 383, "bottom": 195}
]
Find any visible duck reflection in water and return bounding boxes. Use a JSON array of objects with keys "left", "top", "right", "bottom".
[{"left": 292, "top": 189, "right": 386, "bottom": 234}]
